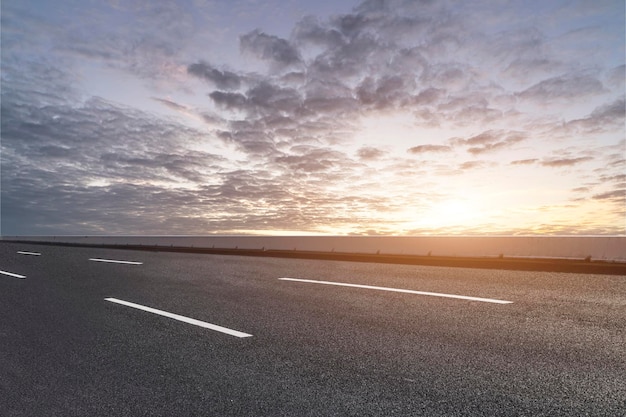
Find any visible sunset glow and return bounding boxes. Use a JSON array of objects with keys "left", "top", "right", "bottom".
[{"left": 1, "top": 0, "right": 624, "bottom": 236}]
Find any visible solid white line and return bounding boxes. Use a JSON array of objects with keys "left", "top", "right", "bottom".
[
  {"left": 278, "top": 278, "right": 513, "bottom": 304},
  {"left": 0, "top": 270, "right": 26, "bottom": 279},
  {"left": 104, "top": 298, "right": 253, "bottom": 338},
  {"left": 17, "top": 251, "right": 41, "bottom": 256},
  {"left": 89, "top": 258, "right": 143, "bottom": 265}
]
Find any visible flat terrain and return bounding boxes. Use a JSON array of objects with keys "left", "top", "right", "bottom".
[{"left": 1, "top": 242, "right": 625, "bottom": 416}]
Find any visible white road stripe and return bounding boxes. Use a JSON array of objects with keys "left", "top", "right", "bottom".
[
  {"left": 89, "top": 258, "right": 143, "bottom": 265},
  {"left": 104, "top": 298, "right": 253, "bottom": 338},
  {"left": 0, "top": 270, "right": 26, "bottom": 279},
  {"left": 17, "top": 251, "right": 41, "bottom": 256},
  {"left": 278, "top": 278, "right": 513, "bottom": 304}
]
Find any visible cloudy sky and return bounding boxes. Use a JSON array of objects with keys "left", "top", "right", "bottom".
[{"left": 1, "top": 0, "right": 624, "bottom": 236}]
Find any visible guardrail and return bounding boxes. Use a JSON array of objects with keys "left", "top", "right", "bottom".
[
  {"left": 2, "top": 235, "right": 624, "bottom": 261},
  {"left": 2, "top": 236, "right": 626, "bottom": 275}
]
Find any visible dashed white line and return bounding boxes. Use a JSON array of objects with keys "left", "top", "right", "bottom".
[
  {"left": 104, "top": 298, "right": 253, "bottom": 338},
  {"left": 89, "top": 258, "right": 143, "bottom": 265},
  {"left": 0, "top": 270, "right": 26, "bottom": 279},
  {"left": 278, "top": 278, "right": 513, "bottom": 304},
  {"left": 17, "top": 251, "right": 41, "bottom": 256}
]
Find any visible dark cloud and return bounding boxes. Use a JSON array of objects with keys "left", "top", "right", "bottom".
[
  {"left": 306, "top": 31, "right": 389, "bottom": 81},
  {"left": 1, "top": 90, "right": 368, "bottom": 235},
  {"left": 187, "top": 61, "right": 243, "bottom": 90},
  {"left": 152, "top": 97, "right": 190, "bottom": 112},
  {"left": 356, "top": 75, "right": 415, "bottom": 109},
  {"left": 208, "top": 81, "right": 303, "bottom": 119},
  {"left": 302, "top": 79, "right": 358, "bottom": 115},
  {"left": 1, "top": 57, "right": 80, "bottom": 107},
  {"left": 407, "top": 145, "right": 452, "bottom": 154},
  {"left": 247, "top": 82, "right": 302, "bottom": 113},
  {"left": 240, "top": 30, "right": 302, "bottom": 68},
  {"left": 0, "top": 96, "right": 242, "bottom": 234},
  {"left": 209, "top": 91, "right": 248, "bottom": 110},
  {"left": 214, "top": 124, "right": 277, "bottom": 156}
]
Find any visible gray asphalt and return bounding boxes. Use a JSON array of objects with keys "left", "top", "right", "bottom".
[{"left": 1, "top": 242, "right": 625, "bottom": 416}]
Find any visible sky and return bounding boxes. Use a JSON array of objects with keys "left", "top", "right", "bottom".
[{"left": 1, "top": 0, "right": 624, "bottom": 236}]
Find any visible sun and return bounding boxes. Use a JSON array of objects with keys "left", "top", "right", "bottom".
[{"left": 404, "top": 196, "right": 490, "bottom": 233}]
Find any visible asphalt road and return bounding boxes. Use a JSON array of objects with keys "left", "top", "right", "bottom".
[{"left": 1, "top": 242, "right": 624, "bottom": 416}]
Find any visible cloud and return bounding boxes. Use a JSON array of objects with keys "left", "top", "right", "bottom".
[
  {"left": 541, "top": 157, "right": 594, "bottom": 167},
  {"left": 187, "top": 61, "right": 243, "bottom": 90},
  {"left": 606, "top": 64, "right": 625, "bottom": 88},
  {"left": 293, "top": 15, "right": 344, "bottom": 48},
  {"left": 503, "top": 58, "right": 565, "bottom": 83},
  {"left": 3, "top": 0, "right": 625, "bottom": 235},
  {"left": 466, "top": 132, "right": 526, "bottom": 155},
  {"left": 274, "top": 148, "right": 348, "bottom": 172},
  {"left": 247, "top": 82, "right": 302, "bottom": 113},
  {"left": 592, "top": 190, "right": 625, "bottom": 200},
  {"left": 208, "top": 81, "right": 304, "bottom": 119},
  {"left": 152, "top": 97, "right": 190, "bottom": 112},
  {"left": 412, "top": 87, "right": 445, "bottom": 106},
  {"left": 517, "top": 74, "right": 605, "bottom": 102},
  {"left": 0, "top": 95, "right": 246, "bottom": 234},
  {"left": 511, "top": 158, "right": 538, "bottom": 165},
  {"left": 356, "top": 74, "right": 416, "bottom": 109},
  {"left": 563, "top": 98, "right": 625, "bottom": 134},
  {"left": 214, "top": 124, "right": 277, "bottom": 156},
  {"left": 447, "top": 130, "right": 526, "bottom": 155},
  {"left": 240, "top": 29, "right": 302, "bottom": 68},
  {"left": 407, "top": 145, "right": 452, "bottom": 154},
  {"left": 600, "top": 174, "right": 626, "bottom": 184},
  {"left": 459, "top": 160, "right": 488, "bottom": 170},
  {"left": 0, "top": 92, "right": 371, "bottom": 235},
  {"left": 208, "top": 91, "right": 248, "bottom": 110},
  {"left": 357, "top": 147, "right": 386, "bottom": 160}
]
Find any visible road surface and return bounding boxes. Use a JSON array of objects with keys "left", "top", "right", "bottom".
[{"left": 1, "top": 242, "right": 624, "bottom": 416}]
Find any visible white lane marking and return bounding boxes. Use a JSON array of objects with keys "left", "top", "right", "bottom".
[
  {"left": 278, "top": 278, "right": 513, "bottom": 304},
  {"left": 89, "top": 258, "right": 143, "bottom": 265},
  {"left": 104, "top": 298, "right": 253, "bottom": 338},
  {"left": 17, "top": 251, "right": 41, "bottom": 256},
  {"left": 0, "top": 270, "right": 26, "bottom": 279}
]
